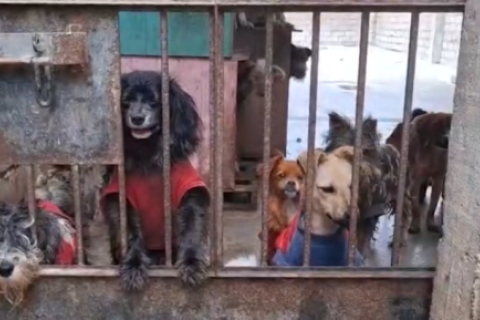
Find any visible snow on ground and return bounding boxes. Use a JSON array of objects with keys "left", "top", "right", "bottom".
[{"left": 286, "top": 45, "right": 455, "bottom": 158}]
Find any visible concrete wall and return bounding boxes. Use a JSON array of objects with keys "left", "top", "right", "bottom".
[
  {"left": 285, "top": 12, "right": 463, "bottom": 67},
  {"left": 430, "top": 1, "right": 480, "bottom": 318}
]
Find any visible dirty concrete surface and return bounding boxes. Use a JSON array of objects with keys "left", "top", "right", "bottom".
[{"left": 223, "top": 45, "right": 455, "bottom": 267}]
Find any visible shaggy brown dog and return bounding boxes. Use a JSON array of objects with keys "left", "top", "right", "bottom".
[
  {"left": 323, "top": 112, "right": 413, "bottom": 253},
  {"left": 407, "top": 112, "right": 451, "bottom": 234},
  {"left": 386, "top": 108, "right": 428, "bottom": 203},
  {"left": 256, "top": 152, "right": 304, "bottom": 264}
]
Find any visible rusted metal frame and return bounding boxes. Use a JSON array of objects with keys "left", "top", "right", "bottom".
[
  {"left": 38, "top": 266, "right": 435, "bottom": 278},
  {"left": 302, "top": 11, "right": 320, "bottom": 267},
  {"left": 72, "top": 165, "right": 84, "bottom": 265},
  {"left": 160, "top": 10, "right": 173, "bottom": 267},
  {"left": 348, "top": 11, "right": 370, "bottom": 266},
  {"left": 214, "top": 6, "right": 225, "bottom": 268},
  {"left": 0, "top": 0, "right": 465, "bottom": 9},
  {"left": 391, "top": 11, "right": 419, "bottom": 267},
  {"left": 260, "top": 11, "right": 274, "bottom": 267}
]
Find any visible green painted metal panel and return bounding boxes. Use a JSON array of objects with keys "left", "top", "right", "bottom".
[{"left": 119, "top": 12, "right": 234, "bottom": 57}]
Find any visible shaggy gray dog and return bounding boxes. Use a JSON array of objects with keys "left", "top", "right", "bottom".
[{"left": 0, "top": 165, "right": 99, "bottom": 305}]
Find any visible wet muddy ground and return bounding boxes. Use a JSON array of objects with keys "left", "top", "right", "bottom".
[{"left": 223, "top": 193, "right": 441, "bottom": 267}]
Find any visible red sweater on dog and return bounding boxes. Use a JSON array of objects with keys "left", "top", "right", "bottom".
[
  {"left": 37, "top": 200, "right": 77, "bottom": 265},
  {"left": 101, "top": 161, "right": 206, "bottom": 250}
]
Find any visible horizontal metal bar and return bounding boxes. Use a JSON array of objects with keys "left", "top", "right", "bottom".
[
  {"left": 0, "top": 0, "right": 465, "bottom": 9},
  {"left": 39, "top": 266, "right": 435, "bottom": 278},
  {"left": 0, "top": 32, "right": 88, "bottom": 66}
]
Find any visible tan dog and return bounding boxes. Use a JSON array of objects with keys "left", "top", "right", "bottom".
[
  {"left": 297, "top": 146, "right": 387, "bottom": 257},
  {"left": 296, "top": 147, "right": 352, "bottom": 236}
]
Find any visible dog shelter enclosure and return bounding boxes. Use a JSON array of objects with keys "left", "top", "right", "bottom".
[{"left": 0, "top": 0, "right": 476, "bottom": 319}]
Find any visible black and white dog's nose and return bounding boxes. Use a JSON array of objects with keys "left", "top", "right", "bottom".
[
  {"left": 0, "top": 261, "right": 14, "bottom": 278},
  {"left": 130, "top": 116, "right": 145, "bottom": 126}
]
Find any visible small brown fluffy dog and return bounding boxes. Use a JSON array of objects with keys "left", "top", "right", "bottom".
[
  {"left": 256, "top": 151, "right": 304, "bottom": 264},
  {"left": 407, "top": 112, "right": 451, "bottom": 234}
]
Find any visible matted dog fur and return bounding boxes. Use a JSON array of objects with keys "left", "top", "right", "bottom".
[
  {"left": 320, "top": 112, "right": 413, "bottom": 253},
  {"left": 101, "top": 70, "right": 210, "bottom": 291},
  {"left": 0, "top": 164, "right": 101, "bottom": 305},
  {"left": 406, "top": 112, "right": 451, "bottom": 234},
  {"left": 386, "top": 108, "right": 429, "bottom": 204}
]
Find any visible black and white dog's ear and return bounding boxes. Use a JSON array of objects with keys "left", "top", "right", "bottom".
[{"left": 166, "top": 78, "right": 202, "bottom": 161}]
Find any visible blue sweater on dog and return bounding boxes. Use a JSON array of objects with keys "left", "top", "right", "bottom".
[{"left": 272, "top": 214, "right": 364, "bottom": 267}]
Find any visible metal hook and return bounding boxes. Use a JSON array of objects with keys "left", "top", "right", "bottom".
[
  {"left": 33, "top": 62, "right": 54, "bottom": 108},
  {"left": 32, "top": 33, "right": 54, "bottom": 108}
]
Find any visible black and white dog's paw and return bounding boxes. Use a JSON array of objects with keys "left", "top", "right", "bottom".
[
  {"left": 176, "top": 246, "right": 208, "bottom": 287},
  {"left": 119, "top": 252, "right": 150, "bottom": 291}
]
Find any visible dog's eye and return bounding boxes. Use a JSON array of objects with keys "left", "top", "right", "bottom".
[
  {"left": 319, "top": 186, "right": 335, "bottom": 193},
  {"left": 297, "top": 175, "right": 304, "bottom": 181},
  {"left": 277, "top": 172, "right": 285, "bottom": 178}
]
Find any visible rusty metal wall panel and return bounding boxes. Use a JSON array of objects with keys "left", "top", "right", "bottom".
[
  {"left": 0, "top": 7, "right": 121, "bottom": 165},
  {"left": 0, "top": 277, "right": 432, "bottom": 320}
]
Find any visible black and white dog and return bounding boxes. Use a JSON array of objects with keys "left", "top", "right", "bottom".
[{"left": 101, "top": 71, "right": 210, "bottom": 291}]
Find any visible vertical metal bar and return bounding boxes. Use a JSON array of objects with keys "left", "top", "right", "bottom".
[
  {"left": 302, "top": 11, "right": 321, "bottom": 267},
  {"left": 214, "top": 7, "right": 224, "bottom": 267},
  {"left": 117, "top": 72, "right": 128, "bottom": 257},
  {"left": 209, "top": 9, "right": 218, "bottom": 268},
  {"left": 260, "top": 11, "right": 274, "bottom": 267},
  {"left": 26, "top": 165, "right": 37, "bottom": 234},
  {"left": 160, "top": 10, "right": 173, "bottom": 267},
  {"left": 72, "top": 165, "right": 84, "bottom": 265},
  {"left": 391, "top": 11, "right": 420, "bottom": 267},
  {"left": 348, "top": 12, "right": 370, "bottom": 266}
]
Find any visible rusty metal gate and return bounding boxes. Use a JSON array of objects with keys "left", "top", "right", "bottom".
[{"left": 0, "top": 0, "right": 465, "bottom": 319}]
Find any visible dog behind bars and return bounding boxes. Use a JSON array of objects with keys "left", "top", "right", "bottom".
[
  {"left": 322, "top": 112, "right": 413, "bottom": 255},
  {"left": 101, "top": 70, "right": 210, "bottom": 291},
  {"left": 0, "top": 165, "right": 100, "bottom": 305}
]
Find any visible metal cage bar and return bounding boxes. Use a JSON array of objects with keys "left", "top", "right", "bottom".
[
  {"left": 26, "top": 165, "right": 37, "bottom": 235},
  {"left": 260, "top": 11, "right": 275, "bottom": 267},
  {"left": 214, "top": 7, "right": 225, "bottom": 268},
  {"left": 302, "top": 10, "right": 321, "bottom": 267},
  {"left": 72, "top": 165, "right": 85, "bottom": 265},
  {"left": 160, "top": 9, "right": 173, "bottom": 267},
  {"left": 391, "top": 11, "right": 420, "bottom": 266},
  {"left": 348, "top": 11, "right": 370, "bottom": 266}
]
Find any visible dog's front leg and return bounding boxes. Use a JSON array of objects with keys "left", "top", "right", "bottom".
[
  {"left": 105, "top": 196, "right": 150, "bottom": 290},
  {"left": 176, "top": 187, "right": 209, "bottom": 287}
]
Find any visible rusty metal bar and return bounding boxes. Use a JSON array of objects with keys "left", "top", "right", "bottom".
[
  {"left": 209, "top": 8, "right": 218, "bottom": 268},
  {"left": 214, "top": 7, "right": 225, "bottom": 267},
  {"left": 260, "top": 11, "right": 274, "bottom": 267},
  {"left": 72, "top": 165, "right": 84, "bottom": 265},
  {"left": 391, "top": 11, "right": 420, "bottom": 267},
  {"left": 160, "top": 10, "right": 173, "bottom": 267},
  {"left": 38, "top": 266, "right": 435, "bottom": 278},
  {"left": 0, "top": 0, "right": 465, "bottom": 9},
  {"left": 348, "top": 11, "right": 370, "bottom": 266},
  {"left": 26, "top": 165, "right": 37, "bottom": 233},
  {"left": 302, "top": 11, "right": 320, "bottom": 267}
]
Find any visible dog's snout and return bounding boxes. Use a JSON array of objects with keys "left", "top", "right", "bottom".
[
  {"left": 0, "top": 261, "right": 14, "bottom": 278},
  {"left": 286, "top": 181, "right": 296, "bottom": 187},
  {"left": 130, "top": 116, "right": 145, "bottom": 126}
]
